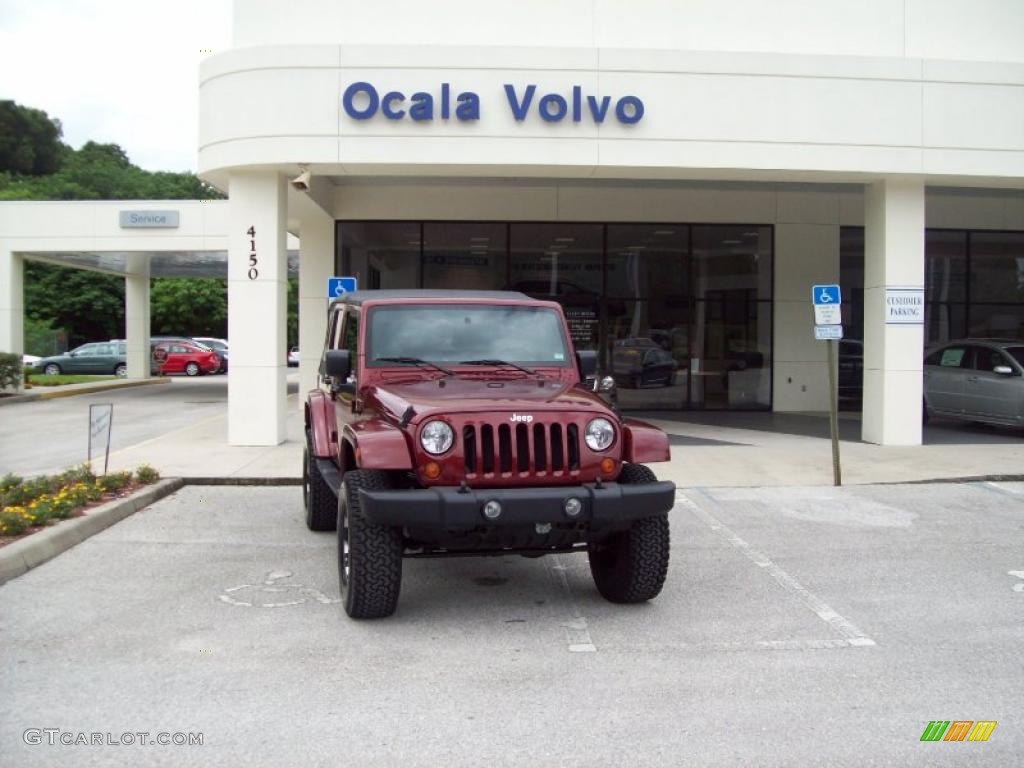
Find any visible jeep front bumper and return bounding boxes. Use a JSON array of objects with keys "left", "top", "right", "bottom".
[{"left": 358, "top": 480, "right": 676, "bottom": 531}]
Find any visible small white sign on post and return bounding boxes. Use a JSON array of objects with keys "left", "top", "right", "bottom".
[
  {"left": 885, "top": 287, "right": 924, "bottom": 324},
  {"left": 814, "top": 305, "right": 842, "bottom": 325},
  {"left": 88, "top": 403, "right": 114, "bottom": 475},
  {"left": 814, "top": 325, "right": 843, "bottom": 340}
]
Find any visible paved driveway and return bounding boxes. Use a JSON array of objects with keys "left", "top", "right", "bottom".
[
  {"left": 0, "top": 376, "right": 298, "bottom": 478},
  {"left": 1, "top": 483, "right": 1022, "bottom": 766}
]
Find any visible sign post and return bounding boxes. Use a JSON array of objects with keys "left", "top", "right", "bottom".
[
  {"left": 88, "top": 403, "right": 114, "bottom": 475},
  {"left": 812, "top": 285, "right": 843, "bottom": 487}
]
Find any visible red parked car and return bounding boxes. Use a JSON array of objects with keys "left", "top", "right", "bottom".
[{"left": 152, "top": 341, "right": 221, "bottom": 377}]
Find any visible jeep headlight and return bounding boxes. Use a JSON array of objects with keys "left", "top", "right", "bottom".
[
  {"left": 420, "top": 420, "right": 454, "bottom": 455},
  {"left": 584, "top": 418, "right": 615, "bottom": 451}
]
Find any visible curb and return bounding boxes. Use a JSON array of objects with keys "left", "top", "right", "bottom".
[
  {"left": 183, "top": 477, "right": 302, "bottom": 486},
  {"left": 0, "top": 478, "right": 184, "bottom": 586},
  {"left": 0, "top": 377, "right": 170, "bottom": 407}
]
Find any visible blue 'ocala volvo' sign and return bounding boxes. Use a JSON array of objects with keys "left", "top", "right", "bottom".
[{"left": 341, "top": 82, "right": 644, "bottom": 124}]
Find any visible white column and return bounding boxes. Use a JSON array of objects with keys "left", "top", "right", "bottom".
[
  {"left": 228, "top": 171, "right": 287, "bottom": 445},
  {"left": 125, "top": 254, "right": 151, "bottom": 379},
  {"left": 862, "top": 179, "right": 925, "bottom": 446},
  {"left": 0, "top": 247, "right": 24, "bottom": 392},
  {"left": 298, "top": 214, "right": 334, "bottom": 400}
]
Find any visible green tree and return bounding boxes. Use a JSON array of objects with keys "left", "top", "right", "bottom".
[
  {"left": 0, "top": 101, "right": 64, "bottom": 176},
  {"left": 151, "top": 279, "right": 227, "bottom": 337},
  {"left": 23, "top": 263, "right": 125, "bottom": 347}
]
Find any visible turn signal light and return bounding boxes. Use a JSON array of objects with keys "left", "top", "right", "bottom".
[
  {"left": 423, "top": 461, "right": 442, "bottom": 480},
  {"left": 600, "top": 458, "right": 616, "bottom": 475}
]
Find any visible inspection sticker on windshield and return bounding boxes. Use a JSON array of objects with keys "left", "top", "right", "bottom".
[{"left": 553, "top": 352, "right": 564, "bottom": 360}]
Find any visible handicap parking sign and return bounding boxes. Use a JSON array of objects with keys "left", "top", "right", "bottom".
[
  {"left": 812, "top": 284, "right": 841, "bottom": 305},
  {"left": 327, "top": 276, "right": 358, "bottom": 298}
]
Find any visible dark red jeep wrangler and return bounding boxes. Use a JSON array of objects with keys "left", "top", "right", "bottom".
[{"left": 303, "top": 290, "right": 675, "bottom": 618}]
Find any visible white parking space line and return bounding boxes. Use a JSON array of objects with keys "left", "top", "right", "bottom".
[
  {"left": 679, "top": 491, "right": 876, "bottom": 648},
  {"left": 547, "top": 554, "right": 597, "bottom": 653},
  {"left": 980, "top": 482, "right": 1024, "bottom": 501}
]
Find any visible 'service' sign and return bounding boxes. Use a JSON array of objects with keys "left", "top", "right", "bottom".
[{"left": 119, "top": 210, "right": 179, "bottom": 228}]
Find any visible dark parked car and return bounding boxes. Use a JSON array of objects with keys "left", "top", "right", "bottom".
[
  {"left": 34, "top": 342, "right": 128, "bottom": 377},
  {"left": 923, "top": 339, "right": 1024, "bottom": 427},
  {"left": 612, "top": 338, "right": 677, "bottom": 388}
]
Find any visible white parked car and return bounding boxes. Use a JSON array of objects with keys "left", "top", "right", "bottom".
[
  {"left": 924, "top": 339, "right": 1024, "bottom": 428},
  {"left": 22, "top": 354, "right": 41, "bottom": 368},
  {"left": 287, "top": 347, "right": 300, "bottom": 367}
]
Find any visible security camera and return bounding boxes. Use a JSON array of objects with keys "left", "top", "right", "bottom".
[{"left": 290, "top": 166, "right": 311, "bottom": 191}]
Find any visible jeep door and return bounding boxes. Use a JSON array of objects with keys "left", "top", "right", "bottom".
[{"left": 334, "top": 306, "right": 360, "bottom": 433}]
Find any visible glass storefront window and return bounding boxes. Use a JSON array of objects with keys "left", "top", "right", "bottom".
[
  {"left": 967, "top": 303, "right": 1024, "bottom": 340},
  {"left": 970, "top": 232, "right": 1024, "bottom": 304},
  {"left": 840, "top": 227, "right": 865, "bottom": 339},
  {"left": 336, "top": 220, "right": 776, "bottom": 410},
  {"left": 606, "top": 225, "right": 687, "bottom": 299},
  {"left": 925, "top": 302, "right": 967, "bottom": 346},
  {"left": 510, "top": 224, "right": 604, "bottom": 353},
  {"left": 337, "top": 221, "right": 421, "bottom": 290},
  {"left": 691, "top": 296, "right": 772, "bottom": 410},
  {"left": 691, "top": 225, "right": 772, "bottom": 300},
  {"left": 422, "top": 222, "right": 507, "bottom": 290},
  {"left": 926, "top": 230, "right": 967, "bottom": 302},
  {"left": 607, "top": 299, "right": 690, "bottom": 410},
  {"left": 509, "top": 224, "right": 604, "bottom": 300}
]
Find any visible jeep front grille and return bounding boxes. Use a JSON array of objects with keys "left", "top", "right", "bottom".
[{"left": 462, "top": 421, "right": 581, "bottom": 478}]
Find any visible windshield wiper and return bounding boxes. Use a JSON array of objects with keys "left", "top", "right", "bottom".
[
  {"left": 459, "top": 359, "right": 538, "bottom": 375},
  {"left": 375, "top": 356, "right": 454, "bottom": 376}
]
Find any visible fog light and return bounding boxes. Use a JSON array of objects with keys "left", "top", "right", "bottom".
[
  {"left": 423, "top": 461, "right": 441, "bottom": 480},
  {"left": 600, "top": 458, "right": 616, "bottom": 475},
  {"left": 563, "top": 497, "right": 582, "bottom": 518},
  {"left": 482, "top": 499, "right": 502, "bottom": 520}
]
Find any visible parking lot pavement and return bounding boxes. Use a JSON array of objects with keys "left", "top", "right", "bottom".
[{"left": 1, "top": 483, "right": 1022, "bottom": 767}]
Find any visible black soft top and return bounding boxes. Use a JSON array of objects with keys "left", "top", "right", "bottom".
[{"left": 330, "top": 289, "right": 532, "bottom": 309}]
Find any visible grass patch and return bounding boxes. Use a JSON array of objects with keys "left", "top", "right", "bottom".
[{"left": 27, "top": 374, "right": 118, "bottom": 387}]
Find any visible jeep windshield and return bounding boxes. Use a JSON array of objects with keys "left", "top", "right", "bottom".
[{"left": 366, "top": 305, "right": 571, "bottom": 369}]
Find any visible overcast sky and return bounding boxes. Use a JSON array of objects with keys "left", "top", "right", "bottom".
[{"left": 0, "top": 0, "right": 232, "bottom": 172}]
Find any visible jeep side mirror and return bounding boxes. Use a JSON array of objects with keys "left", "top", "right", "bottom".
[
  {"left": 576, "top": 350, "right": 598, "bottom": 380},
  {"left": 324, "top": 349, "right": 351, "bottom": 382}
]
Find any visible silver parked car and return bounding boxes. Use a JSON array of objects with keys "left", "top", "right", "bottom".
[{"left": 923, "top": 339, "right": 1024, "bottom": 427}]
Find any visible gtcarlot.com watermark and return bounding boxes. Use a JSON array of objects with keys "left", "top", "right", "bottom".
[{"left": 23, "top": 729, "right": 203, "bottom": 747}]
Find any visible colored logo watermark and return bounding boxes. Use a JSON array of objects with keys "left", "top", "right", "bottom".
[{"left": 920, "top": 721, "right": 997, "bottom": 742}]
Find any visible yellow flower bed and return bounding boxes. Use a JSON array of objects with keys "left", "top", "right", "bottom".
[{"left": 0, "top": 465, "right": 160, "bottom": 537}]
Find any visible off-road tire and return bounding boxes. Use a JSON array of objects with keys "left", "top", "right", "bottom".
[
  {"left": 303, "top": 431, "right": 336, "bottom": 532},
  {"left": 338, "top": 470, "right": 403, "bottom": 619},
  {"left": 588, "top": 463, "right": 670, "bottom": 603}
]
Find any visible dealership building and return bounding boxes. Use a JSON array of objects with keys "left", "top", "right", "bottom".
[{"left": 1, "top": 0, "right": 1022, "bottom": 447}]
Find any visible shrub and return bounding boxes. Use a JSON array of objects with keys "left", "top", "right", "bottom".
[
  {"left": 135, "top": 464, "right": 160, "bottom": 484},
  {"left": 0, "top": 473, "right": 22, "bottom": 493},
  {"left": 0, "top": 506, "right": 34, "bottom": 536},
  {"left": 97, "top": 471, "right": 132, "bottom": 493},
  {"left": 0, "top": 352, "right": 21, "bottom": 391},
  {"left": 58, "top": 464, "right": 96, "bottom": 487}
]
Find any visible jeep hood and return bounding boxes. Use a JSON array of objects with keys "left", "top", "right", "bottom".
[{"left": 370, "top": 376, "right": 609, "bottom": 423}]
